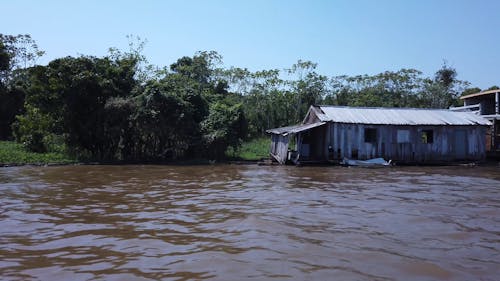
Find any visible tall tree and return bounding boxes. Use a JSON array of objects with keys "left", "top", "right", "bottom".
[
  {"left": 0, "top": 34, "right": 44, "bottom": 84},
  {"left": 287, "top": 60, "right": 328, "bottom": 122},
  {"left": 430, "top": 62, "right": 467, "bottom": 107},
  {"left": 0, "top": 34, "right": 44, "bottom": 139},
  {"left": 13, "top": 55, "right": 138, "bottom": 157}
]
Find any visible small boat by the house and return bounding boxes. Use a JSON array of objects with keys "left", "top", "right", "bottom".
[{"left": 340, "top": 157, "right": 392, "bottom": 167}]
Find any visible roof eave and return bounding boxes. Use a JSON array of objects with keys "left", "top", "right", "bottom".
[{"left": 460, "top": 89, "right": 500, "bottom": 100}]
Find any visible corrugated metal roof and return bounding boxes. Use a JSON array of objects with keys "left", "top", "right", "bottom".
[
  {"left": 316, "top": 106, "right": 491, "bottom": 126},
  {"left": 266, "top": 122, "right": 326, "bottom": 135}
]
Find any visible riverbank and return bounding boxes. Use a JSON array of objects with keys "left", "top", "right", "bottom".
[
  {"left": 0, "top": 138, "right": 270, "bottom": 167},
  {"left": 0, "top": 141, "right": 77, "bottom": 167},
  {"left": 3, "top": 139, "right": 499, "bottom": 168},
  {"left": 226, "top": 137, "right": 269, "bottom": 160}
]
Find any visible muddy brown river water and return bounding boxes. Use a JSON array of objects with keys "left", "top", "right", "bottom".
[{"left": 0, "top": 165, "right": 499, "bottom": 280}]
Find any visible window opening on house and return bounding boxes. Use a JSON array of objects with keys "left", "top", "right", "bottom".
[
  {"left": 397, "top": 130, "right": 410, "bottom": 143},
  {"left": 421, "top": 129, "right": 434, "bottom": 144},
  {"left": 364, "top": 128, "right": 377, "bottom": 143}
]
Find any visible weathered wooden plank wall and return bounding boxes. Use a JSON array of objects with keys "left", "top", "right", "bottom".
[
  {"left": 327, "top": 123, "right": 486, "bottom": 163},
  {"left": 270, "top": 134, "right": 289, "bottom": 164}
]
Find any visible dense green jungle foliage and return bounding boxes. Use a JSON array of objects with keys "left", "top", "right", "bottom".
[{"left": 0, "top": 34, "right": 497, "bottom": 161}]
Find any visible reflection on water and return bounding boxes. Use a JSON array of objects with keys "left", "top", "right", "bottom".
[{"left": 0, "top": 165, "right": 499, "bottom": 280}]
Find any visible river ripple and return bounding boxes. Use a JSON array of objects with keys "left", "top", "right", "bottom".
[{"left": 0, "top": 165, "right": 499, "bottom": 280}]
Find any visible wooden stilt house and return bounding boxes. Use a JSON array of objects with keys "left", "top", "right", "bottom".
[
  {"left": 452, "top": 89, "right": 500, "bottom": 158},
  {"left": 267, "top": 105, "right": 491, "bottom": 165}
]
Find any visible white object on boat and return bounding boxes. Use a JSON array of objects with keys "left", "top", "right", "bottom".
[{"left": 341, "top": 157, "right": 391, "bottom": 167}]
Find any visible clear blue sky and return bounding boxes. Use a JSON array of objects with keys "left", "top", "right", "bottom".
[{"left": 2, "top": 0, "right": 499, "bottom": 88}]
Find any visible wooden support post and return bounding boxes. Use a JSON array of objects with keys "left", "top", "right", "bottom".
[
  {"left": 493, "top": 119, "right": 497, "bottom": 151},
  {"left": 496, "top": 91, "right": 499, "bottom": 114}
]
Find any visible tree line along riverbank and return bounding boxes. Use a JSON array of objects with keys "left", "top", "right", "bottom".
[
  {"left": 2, "top": 34, "right": 498, "bottom": 164},
  {"left": 0, "top": 138, "right": 270, "bottom": 166}
]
